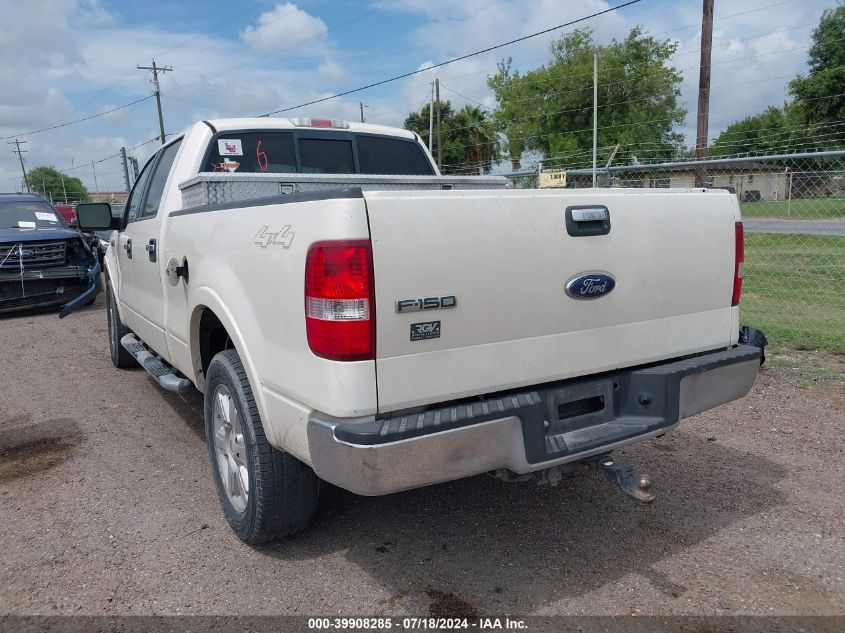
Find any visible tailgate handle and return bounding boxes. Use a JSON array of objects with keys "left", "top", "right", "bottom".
[
  {"left": 572, "top": 207, "right": 608, "bottom": 222},
  {"left": 566, "top": 205, "right": 611, "bottom": 237}
]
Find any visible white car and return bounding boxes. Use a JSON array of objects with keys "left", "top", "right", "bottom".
[{"left": 74, "top": 117, "right": 764, "bottom": 544}]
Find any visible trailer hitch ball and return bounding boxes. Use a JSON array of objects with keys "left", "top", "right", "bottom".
[{"left": 599, "top": 458, "right": 656, "bottom": 505}]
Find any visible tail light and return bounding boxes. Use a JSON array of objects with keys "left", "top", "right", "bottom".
[
  {"left": 732, "top": 221, "right": 744, "bottom": 306},
  {"left": 305, "top": 240, "right": 375, "bottom": 361}
]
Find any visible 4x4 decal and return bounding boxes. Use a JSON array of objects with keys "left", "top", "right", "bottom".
[{"left": 254, "top": 225, "right": 295, "bottom": 249}]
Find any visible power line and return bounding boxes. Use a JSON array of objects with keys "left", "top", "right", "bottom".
[
  {"left": 0, "top": 96, "right": 154, "bottom": 142},
  {"left": 257, "top": 0, "right": 644, "bottom": 117},
  {"left": 383, "top": 2, "right": 816, "bottom": 102}
]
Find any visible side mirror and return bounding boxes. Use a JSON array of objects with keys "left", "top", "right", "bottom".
[{"left": 76, "top": 203, "right": 115, "bottom": 230}]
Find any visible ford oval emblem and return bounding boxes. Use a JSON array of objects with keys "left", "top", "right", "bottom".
[{"left": 565, "top": 272, "right": 616, "bottom": 300}]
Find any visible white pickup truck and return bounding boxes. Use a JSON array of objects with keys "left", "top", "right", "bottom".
[{"left": 74, "top": 117, "right": 764, "bottom": 544}]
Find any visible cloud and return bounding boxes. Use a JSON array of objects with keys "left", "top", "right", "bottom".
[
  {"left": 0, "top": 0, "right": 836, "bottom": 191},
  {"left": 318, "top": 59, "right": 345, "bottom": 82},
  {"left": 240, "top": 3, "right": 328, "bottom": 55}
]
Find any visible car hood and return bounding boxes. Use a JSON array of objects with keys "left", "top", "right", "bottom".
[{"left": 0, "top": 227, "right": 81, "bottom": 243}]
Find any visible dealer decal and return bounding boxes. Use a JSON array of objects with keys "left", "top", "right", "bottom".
[
  {"left": 217, "top": 139, "right": 243, "bottom": 156},
  {"left": 410, "top": 321, "right": 440, "bottom": 341}
]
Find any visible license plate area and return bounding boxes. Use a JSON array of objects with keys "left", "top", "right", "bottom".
[
  {"left": 547, "top": 380, "right": 615, "bottom": 436},
  {"left": 521, "top": 370, "right": 674, "bottom": 464}
]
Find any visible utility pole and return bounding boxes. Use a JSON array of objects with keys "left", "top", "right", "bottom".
[
  {"left": 8, "top": 138, "right": 30, "bottom": 193},
  {"left": 435, "top": 78, "right": 442, "bottom": 171},
  {"left": 120, "top": 147, "right": 131, "bottom": 193},
  {"left": 129, "top": 156, "right": 139, "bottom": 182},
  {"left": 137, "top": 59, "right": 173, "bottom": 145},
  {"left": 60, "top": 173, "right": 68, "bottom": 204},
  {"left": 359, "top": 102, "right": 365, "bottom": 123},
  {"left": 694, "top": 0, "right": 714, "bottom": 187},
  {"left": 428, "top": 81, "right": 434, "bottom": 152},
  {"left": 91, "top": 162, "right": 100, "bottom": 200},
  {"left": 592, "top": 52, "right": 598, "bottom": 187}
]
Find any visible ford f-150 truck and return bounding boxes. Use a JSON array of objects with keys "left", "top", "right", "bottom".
[{"left": 73, "top": 117, "right": 764, "bottom": 544}]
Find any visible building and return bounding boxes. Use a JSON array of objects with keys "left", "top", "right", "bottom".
[{"left": 568, "top": 161, "right": 790, "bottom": 201}]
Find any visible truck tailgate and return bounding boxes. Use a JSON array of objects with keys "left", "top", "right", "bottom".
[{"left": 365, "top": 188, "right": 740, "bottom": 413}]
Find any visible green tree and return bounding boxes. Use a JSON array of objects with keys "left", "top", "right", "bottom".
[
  {"left": 789, "top": 7, "right": 845, "bottom": 141},
  {"left": 488, "top": 27, "right": 686, "bottom": 168},
  {"left": 404, "top": 101, "right": 501, "bottom": 174},
  {"left": 26, "top": 166, "right": 89, "bottom": 203},
  {"left": 708, "top": 103, "right": 835, "bottom": 157}
]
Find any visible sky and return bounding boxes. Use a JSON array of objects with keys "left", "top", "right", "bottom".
[{"left": 0, "top": 0, "right": 835, "bottom": 194}]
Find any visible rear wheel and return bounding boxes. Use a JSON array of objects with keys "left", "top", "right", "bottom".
[
  {"left": 204, "top": 349, "right": 319, "bottom": 544},
  {"left": 106, "top": 281, "right": 136, "bottom": 368}
]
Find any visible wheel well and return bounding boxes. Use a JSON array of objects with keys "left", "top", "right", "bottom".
[{"left": 198, "top": 308, "right": 234, "bottom": 377}]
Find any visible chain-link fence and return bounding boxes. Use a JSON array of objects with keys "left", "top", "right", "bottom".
[{"left": 505, "top": 151, "right": 845, "bottom": 353}]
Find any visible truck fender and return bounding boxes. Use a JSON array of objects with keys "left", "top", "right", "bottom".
[
  {"left": 188, "top": 287, "right": 274, "bottom": 440},
  {"left": 102, "top": 241, "right": 127, "bottom": 323}
]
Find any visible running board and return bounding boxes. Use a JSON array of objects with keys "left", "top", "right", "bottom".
[{"left": 120, "top": 334, "right": 192, "bottom": 393}]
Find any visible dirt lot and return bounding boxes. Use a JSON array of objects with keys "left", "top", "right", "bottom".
[{"left": 1, "top": 295, "right": 843, "bottom": 617}]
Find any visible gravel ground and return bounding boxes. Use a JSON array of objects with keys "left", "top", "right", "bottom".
[{"left": 1, "top": 295, "right": 843, "bottom": 617}]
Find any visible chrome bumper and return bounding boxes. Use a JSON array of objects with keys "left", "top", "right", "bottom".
[{"left": 307, "top": 345, "right": 761, "bottom": 496}]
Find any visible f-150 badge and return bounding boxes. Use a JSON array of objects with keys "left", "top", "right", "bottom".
[
  {"left": 395, "top": 295, "right": 456, "bottom": 313},
  {"left": 254, "top": 225, "right": 294, "bottom": 248},
  {"left": 565, "top": 273, "right": 615, "bottom": 300}
]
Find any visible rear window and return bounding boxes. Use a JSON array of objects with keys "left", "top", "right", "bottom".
[
  {"left": 0, "top": 201, "right": 62, "bottom": 230},
  {"left": 202, "top": 130, "right": 434, "bottom": 175},
  {"left": 357, "top": 135, "right": 433, "bottom": 175},
  {"left": 299, "top": 138, "right": 354, "bottom": 174}
]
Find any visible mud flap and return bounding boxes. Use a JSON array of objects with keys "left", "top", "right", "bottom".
[
  {"left": 739, "top": 325, "right": 768, "bottom": 365},
  {"left": 58, "top": 261, "right": 101, "bottom": 319}
]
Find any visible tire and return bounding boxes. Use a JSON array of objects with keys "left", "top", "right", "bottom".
[
  {"left": 106, "top": 281, "right": 136, "bottom": 368},
  {"left": 204, "top": 349, "right": 319, "bottom": 544}
]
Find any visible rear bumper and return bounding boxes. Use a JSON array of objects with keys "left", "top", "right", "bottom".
[{"left": 307, "top": 345, "right": 761, "bottom": 496}]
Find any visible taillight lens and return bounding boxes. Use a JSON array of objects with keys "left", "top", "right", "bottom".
[
  {"left": 305, "top": 240, "right": 375, "bottom": 361},
  {"left": 732, "top": 221, "right": 744, "bottom": 306}
]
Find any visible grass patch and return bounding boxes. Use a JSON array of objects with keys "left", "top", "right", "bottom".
[
  {"left": 741, "top": 196, "right": 845, "bottom": 219},
  {"left": 742, "top": 233, "right": 845, "bottom": 354}
]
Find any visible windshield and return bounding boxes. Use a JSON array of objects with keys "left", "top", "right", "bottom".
[{"left": 0, "top": 201, "right": 64, "bottom": 230}]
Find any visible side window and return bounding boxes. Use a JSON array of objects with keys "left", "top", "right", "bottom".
[
  {"left": 125, "top": 156, "right": 155, "bottom": 224},
  {"left": 141, "top": 139, "right": 182, "bottom": 218}
]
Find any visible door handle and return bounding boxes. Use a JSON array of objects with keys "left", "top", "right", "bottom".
[
  {"left": 123, "top": 238, "right": 132, "bottom": 259},
  {"left": 145, "top": 239, "right": 157, "bottom": 263}
]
